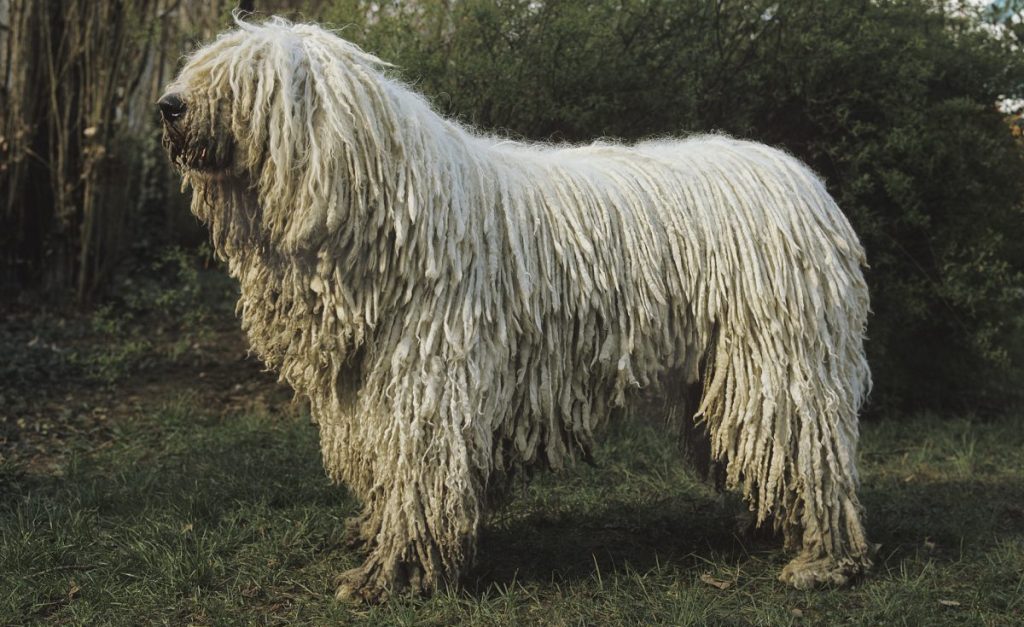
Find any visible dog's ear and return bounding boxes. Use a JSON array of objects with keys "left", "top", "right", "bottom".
[
  {"left": 242, "top": 35, "right": 326, "bottom": 249},
  {"left": 247, "top": 29, "right": 399, "bottom": 252}
]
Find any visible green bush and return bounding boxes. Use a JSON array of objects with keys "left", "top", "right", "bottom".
[
  {"left": 315, "top": 0, "right": 1024, "bottom": 412},
  {"left": 0, "top": 246, "right": 233, "bottom": 394}
]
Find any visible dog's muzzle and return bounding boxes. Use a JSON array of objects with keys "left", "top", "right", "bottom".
[
  {"left": 158, "top": 93, "right": 187, "bottom": 123},
  {"left": 159, "top": 93, "right": 233, "bottom": 172}
]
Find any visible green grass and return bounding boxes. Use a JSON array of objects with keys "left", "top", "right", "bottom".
[{"left": 2, "top": 401, "right": 1022, "bottom": 625}]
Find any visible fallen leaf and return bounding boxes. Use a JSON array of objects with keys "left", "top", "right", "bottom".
[
  {"left": 181, "top": 523, "right": 194, "bottom": 534},
  {"left": 699, "top": 573, "right": 732, "bottom": 590},
  {"left": 790, "top": 607, "right": 804, "bottom": 617}
]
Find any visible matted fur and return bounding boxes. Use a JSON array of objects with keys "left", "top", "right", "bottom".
[{"left": 161, "top": 17, "right": 873, "bottom": 601}]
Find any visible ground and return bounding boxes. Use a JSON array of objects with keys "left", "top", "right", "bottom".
[{"left": 1, "top": 296, "right": 1022, "bottom": 625}]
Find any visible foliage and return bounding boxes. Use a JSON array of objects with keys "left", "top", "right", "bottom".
[
  {"left": 1, "top": 398, "right": 1021, "bottom": 624},
  {"left": 314, "top": 0, "right": 1024, "bottom": 411},
  {"left": 0, "top": 247, "right": 232, "bottom": 395}
]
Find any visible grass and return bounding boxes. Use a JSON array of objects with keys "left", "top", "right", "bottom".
[{"left": 2, "top": 397, "right": 1022, "bottom": 625}]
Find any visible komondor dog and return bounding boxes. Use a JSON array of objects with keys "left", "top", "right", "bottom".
[{"left": 159, "top": 17, "right": 873, "bottom": 602}]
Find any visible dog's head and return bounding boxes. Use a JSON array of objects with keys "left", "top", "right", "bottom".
[
  {"left": 159, "top": 17, "right": 400, "bottom": 249},
  {"left": 158, "top": 24, "right": 258, "bottom": 176}
]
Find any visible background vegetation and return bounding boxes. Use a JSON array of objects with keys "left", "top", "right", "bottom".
[{"left": 3, "top": 0, "right": 1023, "bottom": 410}]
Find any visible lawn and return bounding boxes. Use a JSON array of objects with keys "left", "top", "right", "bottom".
[{"left": 1, "top": 311, "right": 1022, "bottom": 625}]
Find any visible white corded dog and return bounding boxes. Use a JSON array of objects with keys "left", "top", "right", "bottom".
[{"left": 160, "top": 17, "right": 873, "bottom": 602}]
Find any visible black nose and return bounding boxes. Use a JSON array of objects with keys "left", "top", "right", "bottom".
[{"left": 158, "top": 93, "right": 187, "bottom": 121}]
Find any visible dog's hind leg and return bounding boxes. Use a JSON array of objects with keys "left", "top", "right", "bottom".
[
  {"left": 694, "top": 328, "right": 873, "bottom": 588},
  {"left": 664, "top": 377, "right": 725, "bottom": 490},
  {"left": 773, "top": 388, "right": 874, "bottom": 588}
]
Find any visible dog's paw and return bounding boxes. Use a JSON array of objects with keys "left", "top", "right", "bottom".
[
  {"left": 779, "top": 552, "right": 868, "bottom": 589},
  {"left": 334, "top": 565, "right": 389, "bottom": 604}
]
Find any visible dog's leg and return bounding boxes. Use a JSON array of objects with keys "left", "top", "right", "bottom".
[
  {"left": 776, "top": 460, "right": 874, "bottom": 589},
  {"left": 774, "top": 371, "right": 874, "bottom": 588},
  {"left": 666, "top": 378, "right": 726, "bottom": 489},
  {"left": 333, "top": 358, "right": 486, "bottom": 603},
  {"left": 695, "top": 332, "right": 873, "bottom": 588}
]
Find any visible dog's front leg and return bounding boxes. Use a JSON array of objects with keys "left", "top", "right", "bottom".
[{"left": 334, "top": 356, "right": 487, "bottom": 603}]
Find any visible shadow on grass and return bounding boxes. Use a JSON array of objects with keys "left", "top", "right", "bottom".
[
  {"left": 3, "top": 405, "right": 1022, "bottom": 624},
  {"left": 470, "top": 479, "right": 1024, "bottom": 592},
  {"left": 471, "top": 500, "right": 754, "bottom": 590},
  {"left": 469, "top": 416, "right": 1024, "bottom": 592}
]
